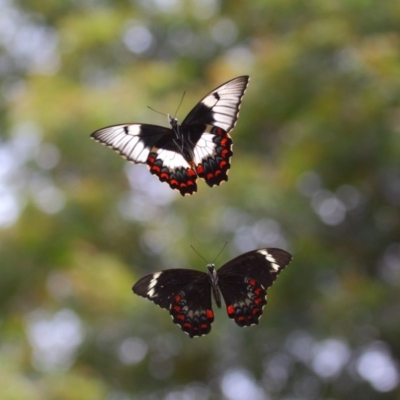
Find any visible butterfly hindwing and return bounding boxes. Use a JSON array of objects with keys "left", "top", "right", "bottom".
[
  {"left": 91, "top": 76, "right": 249, "bottom": 195},
  {"left": 217, "top": 248, "right": 292, "bottom": 327},
  {"left": 133, "top": 269, "right": 214, "bottom": 338},
  {"left": 169, "top": 280, "right": 214, "bottom": 338},
  {"left": 147, "top": 150, "right": 198, "bottom": 196},
  {"left": 217, "top": 274, "right": 267, "bottom": 327},
  {"left": 191, "top": 128, "right": 233, "bottom": 188}
]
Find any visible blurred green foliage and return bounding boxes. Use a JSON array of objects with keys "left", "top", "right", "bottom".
[{"left": 1, "top": 0, "right": 400, "bottom": 399}]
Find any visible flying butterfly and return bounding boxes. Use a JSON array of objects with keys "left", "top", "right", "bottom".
[
  {"left": 91, "top": 76, "right": 249, "bottom": 196},
  {"left": 133, "top": 248, "right": 292, "bottom": 337}
]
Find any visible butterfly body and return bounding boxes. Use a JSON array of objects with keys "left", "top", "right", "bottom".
[
  {"left": 206, "top": 264, "right": 222, "bottom": 308},
  {"left": 133, "top": 248, "right": 292, "bottom": 337},
  {"left": 91, "top": 76, "right": 249, "bottom": 195}
]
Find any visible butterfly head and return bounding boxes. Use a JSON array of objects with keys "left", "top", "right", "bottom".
[
  {"left": 206, "top": 264, "right": 219, "bottom": 285},
  {"left": 168, "top": 114, "right": 179, "bottom": 130},
  {"left": 206, "top": 263, "right": 216, "bottom": 274}
]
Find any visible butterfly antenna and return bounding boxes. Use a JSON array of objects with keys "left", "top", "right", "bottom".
[
  {"left": 173, "top": 91, "right": 186, "bottom": 119},
  {"left": 147, "top": 106, "right": 167, "bottom": 117},
  {"left": 212, "top": 241, "right": 228, "bottom": 264},
  {"left": 190, "top": 244, "right": 209, "bottom": 264}
]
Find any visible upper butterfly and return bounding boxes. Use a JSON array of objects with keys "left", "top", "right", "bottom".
[
  {"left": 90, "top": 76, "right": 250, "bottom": 196},
  {"left": 133, "top": 248, "right": 292, "bottom": 338}
]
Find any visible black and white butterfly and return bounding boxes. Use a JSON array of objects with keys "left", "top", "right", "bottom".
[
  {"left": 133, "top": 248, "right": 292, "bottom": 338},
  {"left": 91, "top": 76, "right": 249, "bottom": 196}
]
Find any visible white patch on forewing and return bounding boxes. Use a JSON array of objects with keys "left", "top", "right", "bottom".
[
  {"left": 192, "top": 133, "right": 217, "bottom": 164},
  {"left": 258, "top": 249, "right": 280, "bottom": 272},
  {"left": 201, "top": 93, "right": 219, "bottom": 108},
  {"left": 93, "top": 124, "right": 149, "bottom": 163},
  {"left": 156, "top": 149, "right": 190, "bottom": 171},
  {"left": 125, "top": 125, "right": 142, "bottom": 136},
  {"left": 147, "top": 272, "right": 161, "bottom": 298}
]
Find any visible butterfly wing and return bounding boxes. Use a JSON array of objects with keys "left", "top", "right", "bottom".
[
  {"left": 181, "top": 76, "right": 249, "bottom": 188},
  {"left": 217, "top": 248, "right": 292, "bottom": 327},
  {"left": 146, "top": 149, "right": 197, "bottom": 196},
  {"left": 133, "top": 269, "right": 214, "bottom": 338},
  {"left": 91, "top": 123, "right": 172, "bottom": 164},
  {"left": 182, "top": 76, "right": 250, "bottom": 132},
  {"left": 91, "top": 124, "right": 198, "bottom": 195}
]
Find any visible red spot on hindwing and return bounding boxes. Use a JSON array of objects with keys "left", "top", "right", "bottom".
[
  {"left": 174, "top": 294, "right": 182, "bottom": 302},
  {"left": 188, "top": 168, "right": 196, "bottom": 177},
  {"left": 147, "top": 154, "right": 156, "bottom": 164},
  {"left": 213, "top": 127, "right": 224, "bottom": 135},
  {"left": 227, "top": 305, "right": 235, "bottom": 316},
  {"left": 221, "top": 149, "right": 229, "bottom": 158},
  {"left": 160, "top": 172, "right": 169, "bottom": 181},
  {"left": 220, "top": 137, "right": 229, "bottom": 147}
]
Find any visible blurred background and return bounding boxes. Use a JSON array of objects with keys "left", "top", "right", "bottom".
[{"left": 1, "top": 0, "right": 399, "bottom": 399}]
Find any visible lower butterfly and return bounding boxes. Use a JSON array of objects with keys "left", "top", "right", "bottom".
[
  {"left": 91, "top": 76, "right": 249, "bottom": 196},
  {"left": 133, "top": 248, "right": 292, "bottom": 337}
]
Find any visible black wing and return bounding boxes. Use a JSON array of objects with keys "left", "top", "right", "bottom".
[
  {"left": 182, "top": 76, "right": 249, "bottom": 188},
  {"left": 133, "top": 269, "right": 214, "bottom": 338},
  {"left": 217, "top": 248, "right": 292, "bottom": 327}
]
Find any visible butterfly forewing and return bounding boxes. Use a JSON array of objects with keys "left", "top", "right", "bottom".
[
  {"left": 182, "top": 76, "right": 249, "bottom": 132},
  {"left": 217, "top": 248, "right": 292, "bottom": 327},
  {"left": 133, "top": 269, "right": 214, "bottom": 338},
  {"left": 91, "top": 124, "right": 172, "bottom": 164},
  {"left": 91, "top": 76, "right": 249, "bottom": 196}
]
